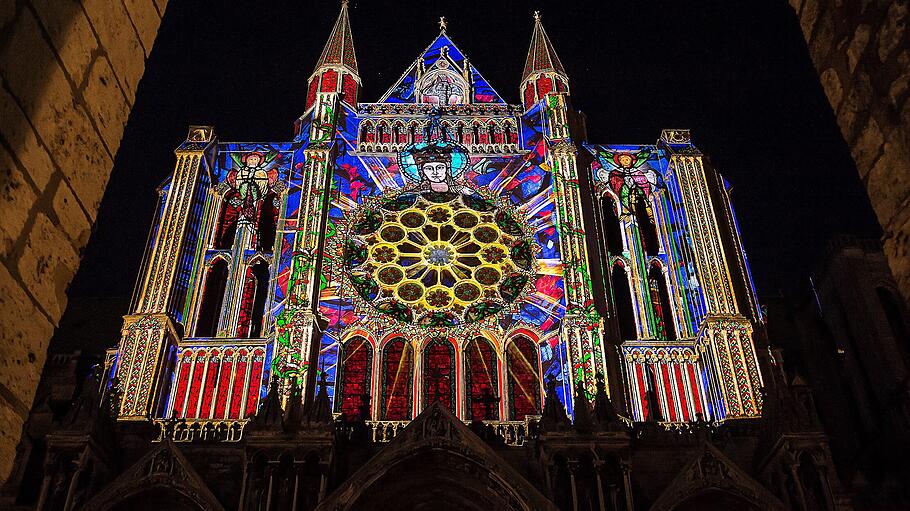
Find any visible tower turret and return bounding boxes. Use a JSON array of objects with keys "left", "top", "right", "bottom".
[
  {"left": 520, "top": 11, "right": 569, "bottom": 111},
  {"left": 305, "top": 0, "right": 360, "bottom": 111}
]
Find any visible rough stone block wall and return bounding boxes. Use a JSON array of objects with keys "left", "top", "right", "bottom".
[
  {"left": 0, "top": 0, "right": 166, "bottom": 480},
  {"left": 790, "top": 0, "right": 910, "bottom": 301}
]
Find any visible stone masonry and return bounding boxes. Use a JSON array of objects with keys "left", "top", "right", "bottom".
[
  {"left": 790, "top": 0, "right": 910, "bottom": 302},
  {"left": 0, "top": 0, "right": 166, "bottom": 480}
]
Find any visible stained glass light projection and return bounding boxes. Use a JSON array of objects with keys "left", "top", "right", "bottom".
[
  {"left": 114, "top": 8, "right": 765, "bottom": 430},
  {"left": 344, "top": 189, "right": 534, "bottom": 327}
]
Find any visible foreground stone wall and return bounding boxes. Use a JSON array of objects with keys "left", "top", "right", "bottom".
[
  {"left": 0, "top": 0, "right": 166, "bottom": 480},
  {"left": 790, "top": 0, "right": 910, "bottom": 301}
]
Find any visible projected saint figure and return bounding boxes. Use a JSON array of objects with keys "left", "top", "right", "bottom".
[{"left": 398, "top": 138, "right": 469, "bottom": 193}]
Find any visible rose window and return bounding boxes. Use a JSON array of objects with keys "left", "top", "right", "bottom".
[{"left": 344, "top": 190, "right": 535, "bottom": 327}]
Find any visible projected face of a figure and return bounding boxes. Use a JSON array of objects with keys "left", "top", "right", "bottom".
[{"left": 421, "top": 162, "right": 448, "bottom": 183}]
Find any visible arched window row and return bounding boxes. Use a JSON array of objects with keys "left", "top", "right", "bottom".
[
  {"left": 335, "top": 334, "right": 542, "bottom": 422},
  {"left": 170, "top": 346, "right": 266, "bottom": 420},
  {"left": 623, "top": 349, "right": 707, "bottom": 423},
  {"left": 357, "top": 118, "right": 521, "bottom": 154}
]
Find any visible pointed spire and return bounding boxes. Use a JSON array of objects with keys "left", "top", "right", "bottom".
[
  {"left": 306, "top": 1, "right": 361, "bottom": 111},
  {"left": 540, "top": 375, "right": 570, "bottom": 433},
  {"left": 248, "top": 379, "right": 284, "bottom": 431},
  {"left": 306, "top": 371, "right": 333, "bottom": 425},
  {"left": 593, "top": 373, "right": 624, "bottom": 431},
  {"left": 572, "top": 382, "right": 595, "bottom": 434},
  {"left": 522, "top": 11, "right": 567, "bottom": 83},
  {"left": 315, "top": 0, "right": 358, "bottom": 75},
  {"left": 520, "top": 12, "right": 570, "bottom": 110}
]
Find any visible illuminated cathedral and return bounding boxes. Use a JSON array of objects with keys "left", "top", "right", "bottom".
[{"left": 10, "top": 5, "right": 851, "bottom": 511}]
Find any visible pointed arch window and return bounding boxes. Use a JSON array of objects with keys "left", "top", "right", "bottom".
[
  {"left": 612, "top": 263, "right": 636, "bottom": 341},
  {"left": 342, "top": 73, "right": 358, "bottom": 104},
  {"left": 504, "top": 122, "right": 516, "bottom": 145},
  {"left": 195, "top": 259, "right": 228, "bottom": 337},
  {"left": 487, "top": 123, "right": 497, "bottom": 144},
  {"left": 506, "top": 336, "right": 541, "bottom": 420},
  {"left": 361, "top": 121, "right": 375, "bottom": 144},
  {"left": 381, "top": 337, "right": 413, "bottom": 420},
  {"left": 255, "top": 194, "right": 278, "bottom": 252},
  {"left": 337, "top": 336, "right": 373, "bottom": 420},
  {"left": 465, "top": 337, "right": 499, "bottom": 421},
  {"left": 408, "top": 123, "right": 418, "bottom": 144},
  {"left": 214, "top": 193, "right": 241, "bottom": 249},
  {"left": 423, "top": 338, "right": 455, "bottom": 412},
  {"left": 321, "top": 69, "right": 338, "bottom": 92},
  {"left": 472, "top": 124, "right": 481, "bottom": 145},
  {"left": 601, "top": 195, "right": 624, "bottom": 256},
  {"left": 648, "top": 262, "right": 676, "bottom": 341},
  {"left": 536, "top": 75, "right": 554, "bottom": 97},
  {"left": 523, "top": 82, "right": 535, "bottom": 109},
  {"left": 236, "top": 261, "right": 270, "bottom": 339},
  {"left": 634, "top": 195, "right": 659, "bottom": 256}
]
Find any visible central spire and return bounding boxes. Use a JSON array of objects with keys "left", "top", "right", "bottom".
[
  {"left": 305, "top": 0, "right": 361, "bottom": 110},
  {"left": 520, "top": 11, "right": 569, "bottom": 111},
  {"left": 315, "top": 0, "right": 358, "bottom": 75}
]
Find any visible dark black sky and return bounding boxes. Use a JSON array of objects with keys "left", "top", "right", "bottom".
[{"left": 65, "top": 1, "right": 880, "bottom": 327}]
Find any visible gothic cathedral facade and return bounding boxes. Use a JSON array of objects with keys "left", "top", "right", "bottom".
[{"left": 18, "top": 5, "right": 851, "bottom": 511}]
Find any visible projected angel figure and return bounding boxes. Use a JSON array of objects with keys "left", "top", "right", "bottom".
[
  {"left": 227, "top": 149, "right": 281, "bottom": 222},
  {"left": 592, "top": 146, "right": 663, "bottom": 212}
]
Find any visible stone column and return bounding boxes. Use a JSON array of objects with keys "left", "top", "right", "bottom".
[
  {"left": 669, "top": 142, "right": 764, "bottom": 419},
  {"left": 118, "top": 127, "right": 216, "bottom": 420},
  {"left": 789, "top": 0, "right": 910, "bottom": 302},
  {"left": 0, "top": 0, "right": 167, "bottom": 478},
  {"left": 547, "top": 96, "right": 608, "bottom": 397}
]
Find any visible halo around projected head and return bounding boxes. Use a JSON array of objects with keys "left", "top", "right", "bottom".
[{"left": 398, "top": 140, "right": 469, "bottom": 184}]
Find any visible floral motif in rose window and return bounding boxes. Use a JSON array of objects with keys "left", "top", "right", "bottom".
[{"left": 344, "top": 190, "right": 535, "bottom": 327}]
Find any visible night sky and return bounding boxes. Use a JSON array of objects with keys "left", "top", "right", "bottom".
[{"left": 60, "top": 0, "right": 881, "bottom": 349}]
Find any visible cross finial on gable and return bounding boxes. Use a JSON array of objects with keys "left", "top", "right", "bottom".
[{"left": 439, "top": 16, "right": 447, "bottom": 32}]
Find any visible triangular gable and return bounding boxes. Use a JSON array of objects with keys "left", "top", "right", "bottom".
[
  {"left": 649, "top": 442, "right": 787, "bottom": 511},
  {"left": 316, "top": 402, "right": 557, "bottom": 510},
  {"left": 78, "top": 440, "right": 226, "bottom": 511},
  {"left": 378, "top": 33, "right": 505, "bottom": 104}
]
